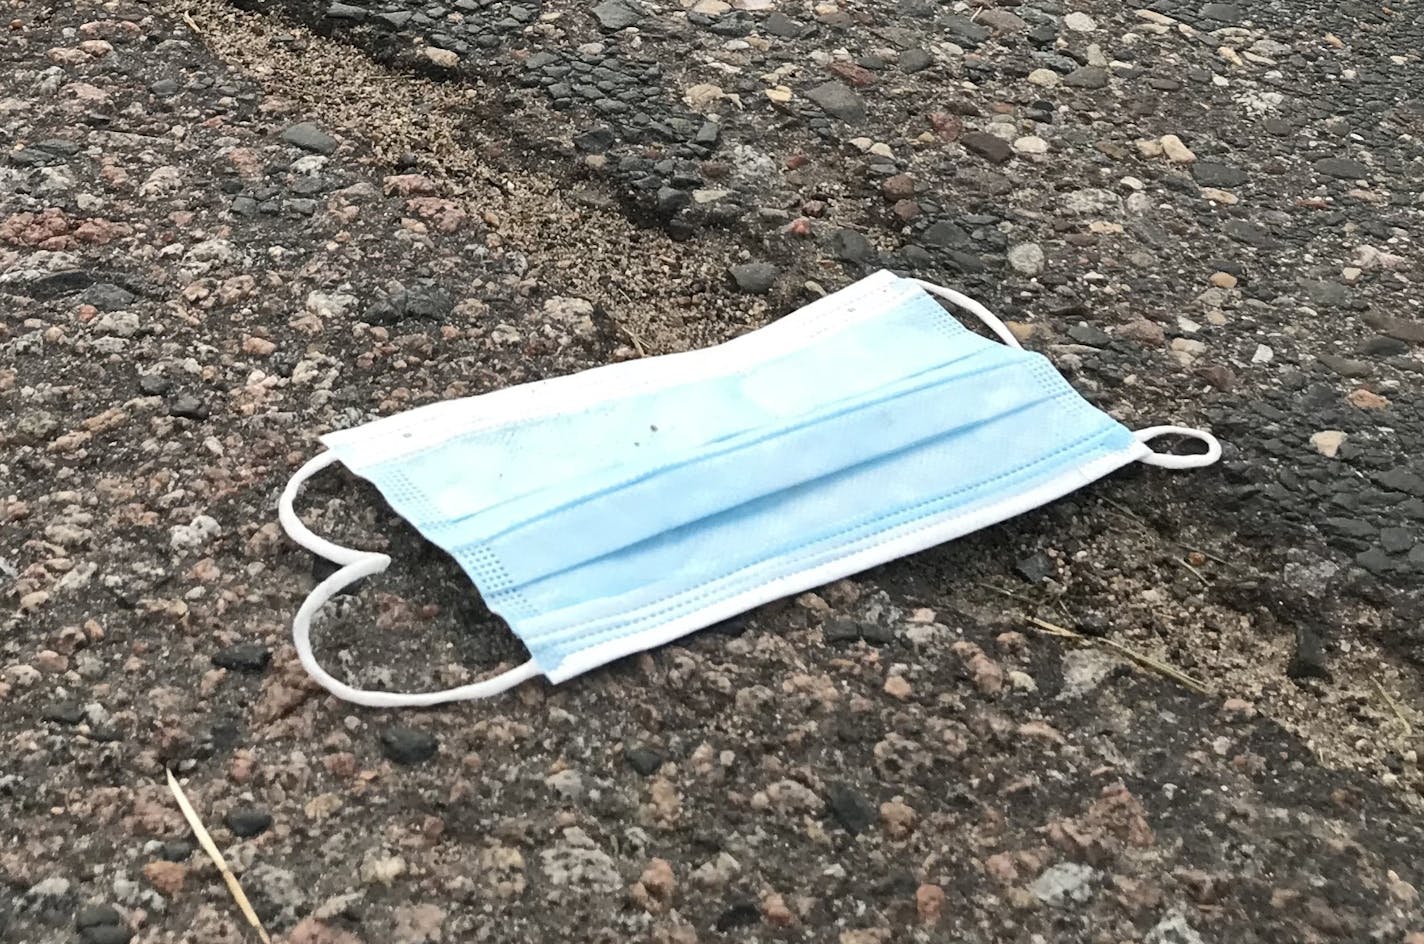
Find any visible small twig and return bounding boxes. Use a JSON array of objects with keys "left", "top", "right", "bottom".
[
  {"left": 181, "top": 10, "right": 202, "bottom": 34},
  {"left": 1177, "top": 557, "right": 1210, "bottom": 585},
  {"left": 1372, "top": 679, "right": 1414, "bottom": 737},
  {"left": 979, "top": 581, "right": 1086, "bottom": 623},
  {"left": 622, "top": 323, "right": 647, "bottom": 357},
  {"left": 1095, "top": 494, "right": 1153, "bottom": 535},
  {"left": 975, "top": 581, "right": 1043, "bottom": 609},
  {"left": 607, "top": 284, "right": 648, "bottom": 356},
  {"left": 166, "top": 770, "right": 273, "bottom": 944},
  {"left": 1098, "top": 494, "right": 1145, "bottom": 522},
  {"left": 1177, "top": 543, "right": 1231, "bottom": 566},
  {"left": 1102, "top": 509, "right": 1152, "bottom": 533},
  {"left": 1100, "top": 494, "right": 1229, "bottom": 570},
  {"left": 1026, "top": 615, "right": 1211, "bottom": 696}
]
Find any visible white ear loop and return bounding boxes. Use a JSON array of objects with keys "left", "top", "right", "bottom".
[
  {"left": 909, "top": 278, "right": 1024, "bottom": 349},
  {"left": 1131, "top": 426, "right": 1222, "bottom": 469},
  {"left": 278, "top": 451, "right": 538, "bottom": 707},
  {"left": 910, "top": 277, "right": 1222, "bottom": 471}
]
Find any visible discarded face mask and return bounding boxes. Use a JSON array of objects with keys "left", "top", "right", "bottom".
[{"left": 280, "top": 270, "right": 1220, "bottom": 707}]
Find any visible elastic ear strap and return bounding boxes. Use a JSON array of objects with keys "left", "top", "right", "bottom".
[
  {"left": 1133, "top": 426, "right": 1222, "bottom": 470},
  {"left": 279, "top": 451, "right": 370, "bottom": 565},
  {"left": 909, "top": 278, "right": 1023, "bottom": 349},
  {"left": 910, "top": 280, "right": 1223, "bottom": 469},
  {"left": 280, "top": 450, "right": 539, "bottom": 707}
]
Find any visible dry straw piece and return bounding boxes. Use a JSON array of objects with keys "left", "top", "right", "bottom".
[
  {"left": 974, "top": 581, "right": 1211, "bottom": 696},
  {"left": 1372, "top": 678, "right": 1414, "bottom": 737},
  {"left": 1026, "top": 615, "right": 1211, "bottom": 696},
  {"left": 165, "top": 769, "right": 273, "bottom": 944}
]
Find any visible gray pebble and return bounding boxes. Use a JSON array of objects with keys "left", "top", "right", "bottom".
[
  {"left": 1380, "top": 528, "right": 1415, "bottom": 555},
  {"left": 1068, "top": 324, "right": 1112, "bottom": 346},
  {"left": 1287, "top": 624, "right": 1330, "bottom": 679},
  {"left": 77, "top": 905, "right": 124, "bottom": 930},
  {"left": 921, "top": 220, "right": 969, "bottom": 248},
  {"left": 729, "top": 262, "right": 779, "bottom": 294},
  {"left": 1313, "top": 156, "right": 1370, "bottom": 179},
  {"left": 212, "top": 643, "right": 271, "bottom": 673},
  {"left": 899, "top": 48, "right": 932, "bottom": 73},
  {"left": 80, "top": 283, "right": 136, "bottom": 311},
  {"left": 1063, "top": 66, "right": 1109, "bottom": 89},
  {"left": 806, "top": 81, "right": 866, "bottom": 125},
  {"left": 830, "top": 228, "right": 875, "bottom": 263},
  {"left": 1030, "top": 862, "right": 1099, "bottom": 905},
  {"left": 1359, "top": 336, "right": 1407, "bottom": 357},
  {"left": 138, "top": 375, "right": 171, "bottom": 396},
  {"left": 325, "top": 2, "right": 367, "bottom": 20},
  {"left": 1300, "top": 280, "right": 1350, "bottom": 309},
  {"left": 624, "top": 745, "right": 663, "bottom": 776},
  {"left": 168, "top": 394, "right": 209, "bottom": 420},
  {"left": 42, "top": 703, "right": 85, "bottom": 725},
  {"left": 960, "top": 131, "right": 1013, "bottom": 164},
  {"left": 380, "top": 725, "right": 439, "bottom": 765},
  {"left": 763, "top": 13, "right": 802, "bottom": 37},
  {"left": 1222, "top": 219, "right": 1282, "bottom": 248},
  {"left": 225, "top": 806, "right": 273, "bottom": 838},
  {"left": 1192, "top": 162, "right": 1249, "bottom": 188},
  {"left": 1199, "top": 2, "right": 1243, "bottom": 23},
  {"left": 592, "top": 0, "right": 646, "bottom": 30},
  {"left": 825, "top": 781, "right": 876, "bottom": 834},
  {"left": 822, "top": 618, "right": 895, "bottom": 645},
  {"left": 279, "top": 122, "right": 339, "bottom": 154}
]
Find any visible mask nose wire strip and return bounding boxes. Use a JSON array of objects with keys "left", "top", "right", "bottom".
[
  {"left": 279, "top": 451, "right": 539, "bottom": 707},
  {"left": 909, "top": 278, "right": 1024, "bottom": 349},
  {"left": 911, "top": 277, "right": 1222, "bottom": 471}
]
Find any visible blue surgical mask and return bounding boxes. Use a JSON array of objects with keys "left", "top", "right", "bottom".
[{"left": 279, "top": 271, "right": 1220, "bottom": 706}]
